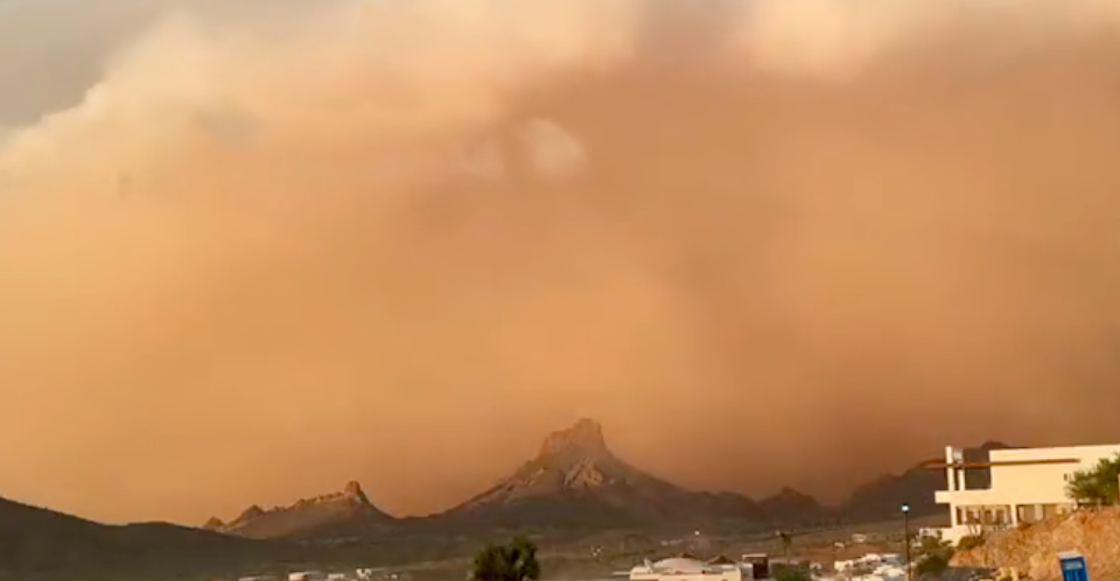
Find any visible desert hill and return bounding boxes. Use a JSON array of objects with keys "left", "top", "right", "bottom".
[
  {"left": 952, "top": 507, "right": 1120, "bottom": 581},
  {"left": 210, "top": 419, "right": 1007, "bottom": 539},
  {"left": 0, "top": 494, "right": 293, "bottom": 581},
  {"left": 430, "top": 418, "right": 842, "bottom": 531},
  {"left": 757, "top": 488, "right": 828, "bottom": 525},
  {"left": 438, "top": 419, "right": 996, "bottom": 530},
  {"left": 838, "top": 441, "right": 1016, "bottom": 522},
  {"left": 207, "top": 480, "right": 394, "bottom": 539},
  {"left": 0, "top": 420, "right": 1016, "bottom": 579},
  {"left": 216, "top": 419, "right": 819, "bottom": 539},
  {"left": 440, "top": 418, "right": 738, "bottom": 526}
]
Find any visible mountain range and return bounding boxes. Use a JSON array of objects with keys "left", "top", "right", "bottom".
[
  {"left": 0, "top": 418, "right": 1009, "bottom": 578},
  {"left": 0, "top": 495, "right": 299, "bottom": 581},
  {"left": 205, "top": 480, "right": 394, "bottom": 539},
  {"left": 204, "top": 419, "right": 1004, "bottom": 539}
]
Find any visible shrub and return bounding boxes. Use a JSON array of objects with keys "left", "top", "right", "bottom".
[
  {"left": 917, "top": 552, "right": 952, "bottom": 576},
  {"left": 957, "top": 535, "right": 985, "bottom": 551},
  {"left": 915, "top": 537, "right": 955, "bottom": 576},
  {"left": 1066, "top": 454, "right": 1120, "bottom": 507},
  {"left": 774, "top": 566, "right": 812, "bottom": 581},
  {"left": 472, "top": 536, "right": 541, "bottom": 581}
]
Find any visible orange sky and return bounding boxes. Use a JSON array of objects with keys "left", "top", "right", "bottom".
[{"left": 1, "top": 0, "right": 1119, "bottom": 526}]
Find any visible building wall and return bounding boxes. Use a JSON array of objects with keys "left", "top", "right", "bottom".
[
  {"left": 987, "top": 445, "right": 1120, "bottom": 501},
  {"left": 934, "top": 443, "right": 1120, "bottom": 544}
]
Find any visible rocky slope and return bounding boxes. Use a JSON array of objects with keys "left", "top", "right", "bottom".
[
  {"left": 758, "top": 488, "right": 828, "bottom": 525},
  {"left": 203, "top": 420, "right": 1009, "bottom": 538},
  {"left": 0, "top": 494, "right": 288, "bottom": 580},
  {"left": 839, "top": 441, "right": 1017, "bottom": 522},
  {"left": 952, "top": 507, "right": 1120, "bottom": 581},
  {"left": 438, "top": 418, "right": 826, "bottom": 530},
  {"left": 208, "top": 480, "right": 394, "bottom": 539},
  {"left": 839, "top": 460, "right": 947, "bottom": 522}
]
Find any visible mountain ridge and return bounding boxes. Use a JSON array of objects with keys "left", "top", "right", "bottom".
[
  {"left": 233, "top": 419, "right": 842, "bottom": 539},
  {"left": 436, "top": 418, "right": 745, "bottom": 529},
  {"left": 208, "top": 480, "right": 394, "bottom": 539},
  {"left": 0, "top": 420, "right": 1016, "bottom": 578},
  {"left": 0, "top": 494, "right": 295, "bottom": 580},
  {"left": 837, "top": 440, "right": 1016, "bottom": 521},
  {"left": 177, "top": 421, "right": 1013, "bottom": 539}
]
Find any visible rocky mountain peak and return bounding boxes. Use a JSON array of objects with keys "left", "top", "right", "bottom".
[
  {"left": 234, "top": 505, "right": 264, "bottom": 524},
  {"left": 202, "top": 516, "right": 225, "bottom": 530},
  {"left": 342, "top": 481, "right": 370, "bottom": 505},
  {"left": 212, "top": 481, "right": 393, "bottom": 539},
  {"left": 290, "top": 481, "right": 373, "bottom": 508},
  {"left": 538, "top": 418, "right": 609, "bottom": 460}
]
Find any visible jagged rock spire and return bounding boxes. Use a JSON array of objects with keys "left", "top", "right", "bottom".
[
  {"left": 343, "top": 480, "right": 370, "bottom": 505},
  {"left": 538, "top": 418, "right": 609, "bottom": 459}
]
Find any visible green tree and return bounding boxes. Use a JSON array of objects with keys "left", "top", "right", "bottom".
[
  {"left": 774, "top": 566, "right": 812, "bottom": 581},
  {"left": 1066, "top": 454, "right": 1120, "bottom": 507},
  {"left": 914, "top": 536, "right": 955, "bottom": 576},
  {"left": 956, "top": 535, "right": 985, "bottom": 551},
  {"left": 472, "top": 536, "right": 542, "bottom": 581}
]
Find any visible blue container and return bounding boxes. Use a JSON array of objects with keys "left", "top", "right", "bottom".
[{"left": 1059, "top": 551, "right": 1089, "bottom": 581}]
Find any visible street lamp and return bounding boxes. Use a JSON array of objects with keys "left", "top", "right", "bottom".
[{"left": 901, "top": 504, "right": 911, "bottom": 581}]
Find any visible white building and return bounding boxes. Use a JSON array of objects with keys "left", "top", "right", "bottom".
[
  {"left": 816, "top": 554, "right": 904, "bottom": 581},
  {"left": 934, "top": 443, "right": 1120, "bottom": 544},
  {"left": 834, "top": 554, "right": 902, "bottom": 574},
  {"left": 630, "top": 557, "right": 756, "bottom": 581}
]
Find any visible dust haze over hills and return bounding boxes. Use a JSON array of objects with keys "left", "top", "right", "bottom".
[
  {"left": 1, "top": 0, "right": 1120, "bottom": 526},
  {"left": 204, "top": 418, "right": 942, "bottom": 540}
]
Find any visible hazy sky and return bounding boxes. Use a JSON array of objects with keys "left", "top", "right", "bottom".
[{"left": 1, "top": 0, "right": 1120, "bottom": 526}]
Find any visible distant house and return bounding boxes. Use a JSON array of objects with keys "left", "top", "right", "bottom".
[
  {"left": 916, "top": 527, "right": 943, "bottom": 541},
  {"left": 630, "top": 557, "right": 757, "bottom": 581},
  {"left": 934, "top": 443, "right": 1120, "bottom": 544},
  {"left": 833, "top": 554, "right": 906, "bottom": 581}
]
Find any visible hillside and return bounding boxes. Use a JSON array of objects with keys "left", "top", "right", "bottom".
[
  {"left": 839, "top": 441, "right": 1016, "bottom": 521},
  {"left": 840, "top": 464, "right": 944, "bottom": 520},
  {"left": 209, "top": 420, "right": 1011, "bottom": 539},
  {"left": 952, "top": 508, "right": 1120, "bottom": 581},
  {"left": 443, "top": 419, "right": 715, "bottom": 524},
  {"left": 436, "top": 418, "right": 824, "bottom": 531},
  {"left": 209, "top": 419, "right": 807, "bottom": 538},
  {"left": 208, "top": 481, "right": 394, "bottom": 539},
  {"left": 757, "top": 488, "right": 828, "bottom": 525},
  {"left": 0, "top": 495, "right": 293, "bottom": 580}
]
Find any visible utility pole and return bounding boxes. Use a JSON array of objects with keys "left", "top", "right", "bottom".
[{"left": 902, "top": 504, "right": 911, "bottom": 581}]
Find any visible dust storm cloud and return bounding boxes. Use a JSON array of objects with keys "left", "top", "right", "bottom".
[{"left": 1, "top": 0, "right": 1119, "bottom": 524}]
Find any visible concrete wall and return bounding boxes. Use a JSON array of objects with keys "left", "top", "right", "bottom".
[
  {"left": 934, "top": 443, "right": 1120, "bottom": 545},
  {"left": 987, "top": 445, "right": 1120, "bottom": 503}
]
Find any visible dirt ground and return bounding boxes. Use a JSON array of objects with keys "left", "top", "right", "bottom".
[{"left": 953, "top": 508, "right": 1120, "bottom": 581}]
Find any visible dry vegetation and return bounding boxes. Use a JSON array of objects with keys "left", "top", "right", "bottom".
[{"left": 952, "top": 508, "right": 1120, "bottom": 581}]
